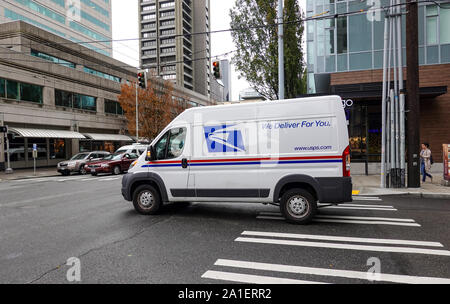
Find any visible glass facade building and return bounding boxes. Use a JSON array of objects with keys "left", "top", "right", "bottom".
[
  {"left": 0, "top": 0, "right": 112, "bottom": 56},
  {"left": 306, "top": 0, "right": 450, "bottom": 170}
]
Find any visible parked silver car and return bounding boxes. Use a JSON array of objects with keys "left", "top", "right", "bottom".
[{"left": 57, "top": 151, "right": 110, "bottom": 175}]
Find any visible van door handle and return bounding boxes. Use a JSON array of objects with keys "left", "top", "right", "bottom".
[{"left": 181, "top": 158, "right": 188, "bottom": 169}]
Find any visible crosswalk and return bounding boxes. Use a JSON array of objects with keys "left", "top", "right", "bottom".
[
  {"left": 10, "top": 175, "right": 122, "bottom": 184},
  {"left": 202, "top": 229, "right": 450, "bottom": 283},
  {"left": 202, "top": 196, "right": 450, "bottom": 284}
]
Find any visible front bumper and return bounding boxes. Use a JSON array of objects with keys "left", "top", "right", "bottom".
[{"left": 86, "top": 166, "right": 111, "bottom": 174}]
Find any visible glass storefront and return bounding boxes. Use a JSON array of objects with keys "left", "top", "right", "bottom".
[{"left": 346, "top": 101, "right": 382, "bottom": 163}]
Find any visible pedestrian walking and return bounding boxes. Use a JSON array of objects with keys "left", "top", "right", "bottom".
[{"left": 420, "top": 143, "right": 433, "bottom": 183}]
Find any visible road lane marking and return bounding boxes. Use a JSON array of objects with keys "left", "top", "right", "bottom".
[
  {"left": 235, "top": 237, "right": 450, "bottom": 256},
  {"left": 352, "top": 190, "right": 360, "bottom": 195},
  {"left": 258, "top": 212, "right": 415, "bottom": 223},
  {"left": 99, "top": 177, "right": 121, "bottom": 181},
  {"left": 241, "top": 231, "right": 443, "bottom": 247},
  {"left": 319, "top": 206, "right": 397, "bottom": 211},
  {"left": 352, "top": 197, "right": 383, "bottom": 201},
  {"left": 214, "top": 259, "right": 450, "bottom": 284},
  {"left": 319, "top": 203, "right": 395, "bottom": 208},
  {"left": 256, "top": 215, "right": 418, "bottom": 226},
  {"left": 201, "top": 270, "right": 326, "bottom": 284}
]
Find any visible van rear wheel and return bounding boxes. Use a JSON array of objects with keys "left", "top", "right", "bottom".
[
  {"left": 280, "top": 188, "right": 317, "bottom": 224},
  {"left": 132, "top": 185, "right": 161, "bottom": 215}
]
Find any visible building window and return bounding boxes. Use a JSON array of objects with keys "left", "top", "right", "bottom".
[
  {"left": 50, "top": 139, "right": 66, "bottom": 159},
  {"left": 55, "top": 89, "right": 97, "bottom": 112},
  {"left": 440, "top": 5, "right": 450, "bottom": 44},
  {"left": 426, "top": 5, "right": 438, "bottom": 45},
  {"left": 31, "top": 49, "right": 76, "bottom": 68},
  {"left": 83, "top": 67, "right": 121, "bottom": 83},
  {"left": 336, "top": 17, "right": 347, "bottom": 54},
  {"left": 105, "top": 99, "right": 124, "bottom": 115},
  {"left": 1, "top": 78, "right": 42, "bottom": 103}
]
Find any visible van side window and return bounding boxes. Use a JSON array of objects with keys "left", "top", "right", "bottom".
[{"left": 167, "top": 128, "right": 186, "bottom": 159}]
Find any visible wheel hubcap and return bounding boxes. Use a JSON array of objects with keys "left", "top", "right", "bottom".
[
  {"left": 287, "top": 195, "right": 309, "bottom": 218},
  {"left": 139, "top": 191, "right": 154, "bottom": 209}
]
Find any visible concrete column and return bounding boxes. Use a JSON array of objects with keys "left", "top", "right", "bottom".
[
  {"left": 97, "top": 97, "right": 105, "bottom": 114},
  {"left": 0, "top": 113, "right": 5, "bottom": 171},
  {"left": 43, "top": 86, "right": 55, "bottom": 107}
]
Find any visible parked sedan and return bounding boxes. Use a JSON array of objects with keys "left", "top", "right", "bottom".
[
  {"left": 57, "top": 151, "right": 110, "bottom": 176},
  {"left": 86, "top": 153, "right": 139, "bottom": 176}
]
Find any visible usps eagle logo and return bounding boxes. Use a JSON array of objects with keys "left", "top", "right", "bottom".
[{"left": 204, "top": 125, "right": 246, "bottom": 153}]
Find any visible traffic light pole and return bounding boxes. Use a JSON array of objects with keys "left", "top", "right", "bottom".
[
  {"left": 136, "top": 83, "right": 139, "bottom": 141},
  {"left": 277, "top": 0, "right": 284, "bottom": 100},
  {"left": 406, "top": 0, "right": 420, "bottom": 188}
]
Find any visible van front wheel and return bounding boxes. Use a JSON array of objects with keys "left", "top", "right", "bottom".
[
  {"left": 280, "top": 188, "right": 317, "bottom": 224},
  {"left": 132, "top": 184, "right": 161, "bottom": 215}
]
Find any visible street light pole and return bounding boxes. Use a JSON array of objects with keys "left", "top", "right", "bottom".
[
  {"left": 406, "top": 0, "right": 420, "bottom": 188},
  {"left": 277, "top": 0, "right": 284, "bottom": 100}
]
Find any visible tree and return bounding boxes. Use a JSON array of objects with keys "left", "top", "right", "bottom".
[
  {"left": 230, "top": 0, "right": 306, "bottom": 100},
  {"left": 118, "top": 77, "right": 188, "bottom": 141}
]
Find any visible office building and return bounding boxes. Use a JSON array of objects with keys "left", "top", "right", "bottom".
[
  {"left": 138, "top": 0, "right": 211, "bottom": 97},
  {"left": 306, "top": 0, "right": 449, "bottom": 170},
  {"left": 0, "top": 21, "right": 213, "bottom": 171},
  {"left": 0, "top": 0, "right": 112, "bottom": 56}
]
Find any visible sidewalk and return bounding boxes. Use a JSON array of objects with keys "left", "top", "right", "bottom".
[
  {"left": 0, "top": 167, "right": 60, "bottom": 182},
  {"left": 353, "top": 174, "right": 450, "bottom": 199}
]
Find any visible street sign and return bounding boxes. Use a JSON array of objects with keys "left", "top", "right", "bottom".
[
  {"left": 0, "top": 125, "right": 7, "bottom": 133},
  {"left": 443, "top": 144, "right": 450, "bottom": 181},
  {"left": 33, "top": 144, "right": 37, "bottom": 151}
]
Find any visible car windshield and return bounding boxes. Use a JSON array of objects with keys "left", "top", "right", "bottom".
[
  {"left": 115, "top": 150, "right": 127, "bottom": 154},
  {"left": 70, "top": 153, "right": 89, "bottom": 160},
  {"left": 102, "top": 154, "right": 123, "bottom": 161}
]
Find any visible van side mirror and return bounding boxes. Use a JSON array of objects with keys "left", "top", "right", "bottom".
[{"left": 145, "top": 145, "right": 156, "bottom": 161}]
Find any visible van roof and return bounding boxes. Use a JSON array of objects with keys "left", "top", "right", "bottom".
[{"left": 170, "top": 95, "right": 342, "bottom": 126}]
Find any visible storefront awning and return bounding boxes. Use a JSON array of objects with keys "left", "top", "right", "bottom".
[
  {"left": 83, "top": 133, "right": 133, "bottom": 142},
  {"left": 9, "top": 127, "right": 86, "bottom": 139}
]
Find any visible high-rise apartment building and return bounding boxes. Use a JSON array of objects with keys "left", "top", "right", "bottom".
[
  {"left": 139, "top": 0, "right": 211, "bottom": 96},
  {"left": 0, "top": 0, "right": 112, "bottom": 56}
]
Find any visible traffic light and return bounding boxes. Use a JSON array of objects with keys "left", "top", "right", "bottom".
[
  {"left": 213, "top": 61, "right": 221, "bottom": 79},
  {"left": 137, "top": 70, "right": 147, "bottom": 89}
]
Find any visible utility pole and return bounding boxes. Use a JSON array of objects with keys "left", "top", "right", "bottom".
[
  {"left": 277, "top": 0, "right": 284, "bottom": 100},
  {"left": 406, "top": 0, "right": 420, "bottom": 188},
  {"left": 136, "top": 83, "right": 139, "bottom": 141}
]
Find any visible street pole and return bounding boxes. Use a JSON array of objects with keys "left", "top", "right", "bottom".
[
  {"left": 396, "top": 0, "right": 406, "bottom": 187},
  {"left": 5, "top": 134, "right": 12, "bottom": 174},
  {"left": 277, "top": 0, "right": 284, "bottom": 100},
  {"left": 406, "top": 0, "right": 420, "bottom": 188},
  {"left": 381, "top": 15, "right": 390, "bottom": 188},
  {"left": 136, "top": 83, "right": 139, "bottom": 141}
]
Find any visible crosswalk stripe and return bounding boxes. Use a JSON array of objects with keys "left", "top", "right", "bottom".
[
  {"left": 214, "top": 259, "right": 450, "bottom": 284},
  {"left": 322, "top": 203, "right": 395, "bottom": 208},
  {"left": 312, "top": 219, "right": 420, "bottom": 226},
  {"left": 352, "top": 196, "right": 382, "bottom": 201},
  {"left": 235, "top": 237, "right": 450, "bottom": 256},
  {"left": 201, "top": 270, "right": 326, "bottom": 284},
  {"left": 241, "top": 231, "right": 443, "bottom": 247},
  {"left": 258, "top": 212, "right": 416, "bottom": 223},
  {"left": 319, "top": 206, "right": 397, "bottom": 211},
  {"left": 256, "top": 216, "right": 417, "bottom": 226}
]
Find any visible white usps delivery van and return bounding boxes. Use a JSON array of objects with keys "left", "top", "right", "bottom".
[{"left": 121, "top": 96, "right": 352, "bottom": 224}]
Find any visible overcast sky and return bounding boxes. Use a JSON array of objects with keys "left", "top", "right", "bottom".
[{"left": 111, "top": 0, "right": 306, "bottom": 101}]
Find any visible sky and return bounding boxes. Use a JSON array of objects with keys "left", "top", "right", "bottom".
[{"left": 111, "top": 0, "right": 306, "bottom": 101}]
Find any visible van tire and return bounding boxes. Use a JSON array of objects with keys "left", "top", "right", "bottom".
[
  {"left": 280, "top": 188, "right": 317, "bottom": 224},
  {"left": 132, "top": 184, "right": 161, "bottom": 215}
]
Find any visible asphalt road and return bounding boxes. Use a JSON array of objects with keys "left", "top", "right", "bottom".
[{"left": 0, "top": 174, "right": 449, "bottom": 284}]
